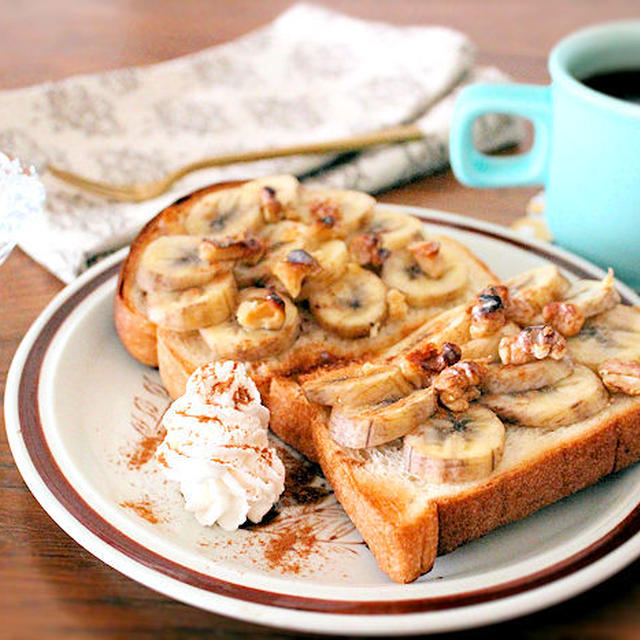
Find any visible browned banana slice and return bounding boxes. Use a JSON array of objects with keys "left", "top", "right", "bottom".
[
  {"left": 137, "top": 235, "right": 223, "bottom": 291},
  {"left": 480, "top": 364, "right": 608, "bottom": 428},
  {"left": 301, "top": 363, "right": 412, "bottom": 407},
  {"left": 404, "top": 406, "right": 505, "bottom": 483},
  {"left": 184, "top": 187, "right": 263, "bottom": 238},
  {"left": 308, "top": 264, "right": 387, "bottom": 338},
  {"left": 481, "top": 358, "right": 574, "bottom": 394},
  {"left": 381, "top": 247, "right": 468, "bottom": 307},
  {"left": 329, "top": 387, "right": 436, "bottom": 448},
  {"left": 361, "top": 209, "right": 425, "bottom": 250},
  {"left": 199, "top": 288, "right": 299, "bottom": 361},
  {"left": 146, "top": 272, "right": 236, "bottom": 331}
]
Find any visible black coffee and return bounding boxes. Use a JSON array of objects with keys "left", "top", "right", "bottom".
[{"left": 580, "top": 69, "right": 640, "bottom": 104}]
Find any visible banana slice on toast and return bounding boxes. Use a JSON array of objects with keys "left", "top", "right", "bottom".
[
  {"left": 329, "top": 387, "right": 436, "bottom": 448},
  {"left": 568, "top": 304, "right": 640, "bottom": 369},
  {"left": 381, "top": 243, "right": 468, "bottom": 307},
  {"left": 199, "top": 287, "right": 299, "bottom": 361},
  {"left": 361, "top": 209, "right": 425, "bottom": 250},
  {"left": 301, "top": 363, "right": 412, "bottom": 407},
  {"left": 137, "top": 235, "right": 225, "bottom": 291},
  {"left": 308, "top": 263, "right": 387, "bottom": 338},
  {"left": 146, "top": 271, "right": 236, "bottom": 331},
  {"left": 404, "top": 406, "right": 505, "bottom": 483},
  {"left": 480, "top": 364, "right": 609, "bottom": 428}
]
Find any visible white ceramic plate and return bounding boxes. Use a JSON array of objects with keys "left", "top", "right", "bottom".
[{"left": 5, "top": 207, "right": 640, "bottom": 636}]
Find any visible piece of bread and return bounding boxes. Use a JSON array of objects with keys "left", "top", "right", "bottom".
[
  {"left": 114, "top": 176, "right": 498, "bottom": 400},
  {"left": 268, "top": 271, "right": 640, "bottom": 583}
]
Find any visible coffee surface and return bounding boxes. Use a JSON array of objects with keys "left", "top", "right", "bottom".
[{"left": 581, "top": 69, "right": 640, "bottom": 105}]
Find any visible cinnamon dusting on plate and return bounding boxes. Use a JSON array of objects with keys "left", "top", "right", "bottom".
[{"left": 120, "top": 498, "right": 161, "bottom": 524}]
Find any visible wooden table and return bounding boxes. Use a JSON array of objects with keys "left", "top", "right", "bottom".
[{"left": 2, "top": 2, "right": 640, "bottom": 638}]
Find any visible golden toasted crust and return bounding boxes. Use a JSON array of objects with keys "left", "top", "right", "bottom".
[
  {"left": 268, "top": 371, "right": 640, "bottom": 582},
  {"left": 268, "top": 377, "right": 324, "bottom": 462}
]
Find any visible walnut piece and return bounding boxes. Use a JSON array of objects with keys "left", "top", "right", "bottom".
[
  {"left": 433, "top": 360, "right": 486, "bottom": 412},
  {"left": 394, "top": 341, "right": 461, "bottom": 388},
  {"left": 498, "top": 324, "right": 567, "bottom": 365},
  {"left": 348, "top": 233, "right": 389, "bottom": 269},
  {"left": 199, "top": 234, "right": 264, "bottom": 263},
  {"left": 408, "top": 240, "right": 445, "bottom": 278},
  {"left": 469, "top": 286, "right": 508, "bottom": 339},
  {"left": 386, "top": 288, "right": 409, "bottom": 321},
  {"left": 270, "top": 249, "right": 321, "bottom": 298},
  {"left": 260, "top": 186, "right": 284, "bottom": 222},
  {"left": 542, "top": 301, "right": 585, "bottom": 336},
  {"left": 598, "top": 359, "right": 640, "bottom": 396},
  {"left": 236, "top": 290, "right": 286, "bottom": 331}
]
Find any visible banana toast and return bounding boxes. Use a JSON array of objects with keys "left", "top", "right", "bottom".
[
  {"left": 268, "top": 267, "right": 640, "bottom": 582},
  {"left": 115, "top": 175, "right": 498, "bottom": 402}
]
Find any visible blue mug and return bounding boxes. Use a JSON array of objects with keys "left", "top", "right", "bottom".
[{"left": 450, "top": 21, "right": 640, "bottom": 289}]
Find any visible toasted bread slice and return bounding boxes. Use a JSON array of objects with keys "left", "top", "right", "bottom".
[
  {"left": 310, "top": 392, "right": 640, "bottom": 582},
  {"left": 115, "top": 176, "right": 498, "bottom": 399},
  {"left": 270, "top": 293, "right": 640, "bottom": 583}
]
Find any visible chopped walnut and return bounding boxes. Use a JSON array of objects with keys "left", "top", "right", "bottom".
[
  {"left": 433, "top": 361, "right": 487, "bottom": 412},
  {"left": 542, "top": 301, "right": 585, "bottom": 336},
  {"left": 468, "top": 286, "right": 508, "bottom": 339},
  {"left": 387, "top": 288, "right": 409, "bottom": 321},
  {"left": 408, "top": 240, "right": 446, "bottom": 278},
  {"left": 199, "top": 234, "right": 264, "bottom": 263},
  {"left": 260, "top": 186, "right": 284, "bottom": 222},
  {"left": 308, "top": 198, "right": 343, "bottom": 239},
  {"left": 270, "top": 249, "right": 321, "bottom": 298},
  {"left": 236, "top": 290, "right": 286, "bottom": 331},
  {"left": 498, "top": 324, "right": 567, "bottom": 365},
  {"left": 398, "top": 341, "right": 462, "bottom": 387},
  {"left": 598, "top": 359, "right": 640, "bottom": 396},
  {"left": 348, "top": 233, "right": 389, "bottom": 269}
]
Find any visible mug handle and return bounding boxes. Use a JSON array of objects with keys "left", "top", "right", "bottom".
[{"left": 450, "top": 84, "right": 552, "bottom": 187}]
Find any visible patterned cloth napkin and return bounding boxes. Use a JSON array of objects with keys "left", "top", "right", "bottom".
[{"left": 0, "top": 3, "right": 524, "bottom": 282}]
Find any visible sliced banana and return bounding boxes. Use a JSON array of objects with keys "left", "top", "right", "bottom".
[
  {"left": 329, "top": 387, "right": 436, "bottom": 448},
  {"left": 505, "top": 265, "right": 570, "bottom": 324},
  {"left": 146, "top": 271, "right": 236, "bottom": 331},
  {"left": 403, "top": 406, "right": 505, "bottom": 483},
  {"left": 301, "top": 363, "right": 413, "bottom": 407},
  {"left": 482, "top": 358, "right": 574, "bottom": 394},
  {"left": 568, "top": 305, "right": 640, "bottom": 370},
  {"left": 184, "top": 187, "right": 263, "bottom": 238},
  {"left": 381, "top": 247, "right": 468, "bottom": 307},
  {"left": 136, "top": 235, "right": 224, "bottom": 292},
  {"left": 300, "top": 187, "right": 374, "bottom": 236},
  {"left": 562, "top": 269, "right": 621, "bottom": 318},
  {"left": 199, "top": 288, "right": 299, "bottom": 361},
  {"left": 480, "top": 364, "right": 609, "bottom": 429},
  {"left": 308, "top": 263, "right": 387, "bottom": 338},
  {"left": 361, "top": 209, "right": 425, "bottom": 250}
]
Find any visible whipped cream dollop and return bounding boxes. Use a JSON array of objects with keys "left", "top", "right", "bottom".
[{"left": 156, "top": 361, "right": 285, "bottom": 530}]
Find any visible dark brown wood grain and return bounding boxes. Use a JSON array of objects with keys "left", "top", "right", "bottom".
[{"left": 1, "top": 1, "right": 640, "bottom": 638}]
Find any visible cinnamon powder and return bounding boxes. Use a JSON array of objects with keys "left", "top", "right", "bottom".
[
  {"left": 263, "top": 524, "right": 318, "bottom": 574},
  {"left": 126, "top": 427, "right": 166, "bottom": 469},
  {"left": 120, "top": 498, "right": 160, "bottom": 524}
]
